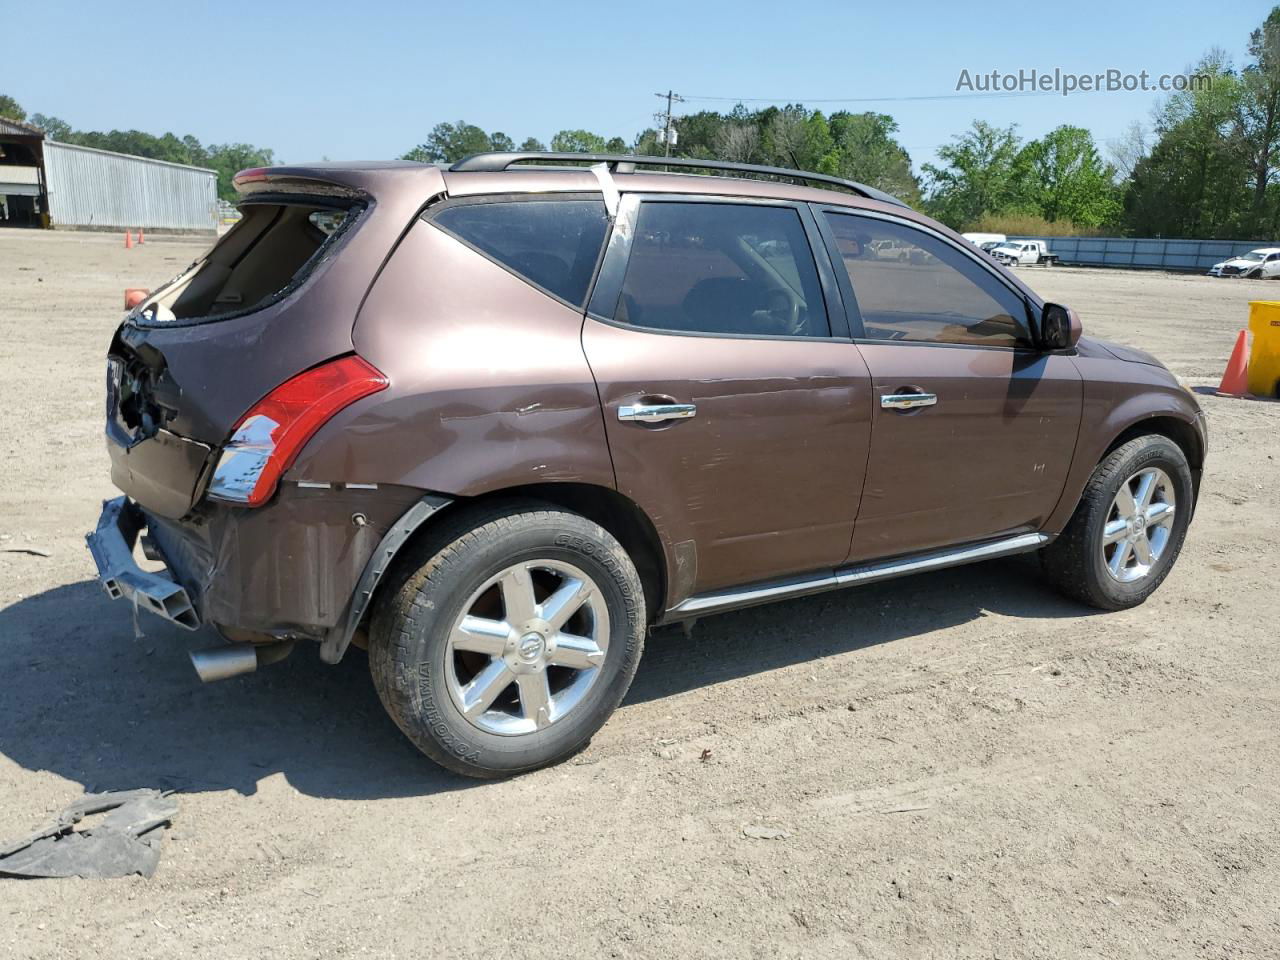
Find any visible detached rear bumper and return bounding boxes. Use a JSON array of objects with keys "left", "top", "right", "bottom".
[{"left": 85, "top": 497, "right": 200, "bottom": 630}]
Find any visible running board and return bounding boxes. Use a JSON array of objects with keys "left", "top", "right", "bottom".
[{"left": 665, "top": 533, "right": 1050, "bottom": 621}]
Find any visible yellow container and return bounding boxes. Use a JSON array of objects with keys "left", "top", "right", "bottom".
[{"left": 1248, "top": 301, "right": 1280, "bottom": 397}]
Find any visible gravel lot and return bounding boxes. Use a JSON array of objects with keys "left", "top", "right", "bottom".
[{"left": 2, "top": 231, "right": 1277, "bottom": 959}]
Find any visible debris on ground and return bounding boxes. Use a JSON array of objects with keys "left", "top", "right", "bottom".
[
  {"left": 742, "top": 824, "right": 790, "bottom": 840},
  {"left": 0, "top": 789, "right": 179, "bottom": 879}
]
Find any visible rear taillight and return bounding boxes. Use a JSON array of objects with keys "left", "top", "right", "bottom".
[{"left": 207, "top": 355, "right": 388, "bottom": 507}]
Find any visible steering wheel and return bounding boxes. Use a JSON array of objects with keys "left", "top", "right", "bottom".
[{"left": 763, "top": 288, "right": 805, "bottom": 335}]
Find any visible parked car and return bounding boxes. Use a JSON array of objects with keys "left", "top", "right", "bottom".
[
  {"left": 1207, "top": 247, "right": 1280, "bottom": 278},
  {"left": 991, "top": 240, "right": 1058, "bottom": 266},
  {"left": 88, "top": 153, "right": 1207, "bottom": 778},
  {"left": 961, "top": 231, "right": 1006, "bottom": 249}
]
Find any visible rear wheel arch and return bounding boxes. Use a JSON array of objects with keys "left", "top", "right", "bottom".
[{"left": 363, "top": 484, "right": 667, "bottom": 642}]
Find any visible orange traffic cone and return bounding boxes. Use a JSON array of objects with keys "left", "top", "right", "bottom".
[
  {"left": 137, "top": 229, "right": 145, "bottom": 244},
  {"left": 1217, "top": 330, "right": 1250, "bottom": 396},
  {"left": 124, "top": 230, "right": 133, "bottom": 249}
]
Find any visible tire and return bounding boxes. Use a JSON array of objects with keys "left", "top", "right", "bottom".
[
  {"left": 368, "top": 502, "right": 646, "bottom": 778},
  {"left": 1040, "top": 435, "right": 1194, "bottom": 610}
]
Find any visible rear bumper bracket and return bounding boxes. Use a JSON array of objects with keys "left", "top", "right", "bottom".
[{"left": 85, "top": 497, "right": 200, "bottom": 630}]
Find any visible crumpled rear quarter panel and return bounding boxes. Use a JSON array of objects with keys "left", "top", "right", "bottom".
[{"left": 145, "top": 485, "right": 422, "bottom": 636}]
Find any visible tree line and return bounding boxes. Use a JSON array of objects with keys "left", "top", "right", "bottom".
[{"left": 4, "top": 6, "right": 1279, "bottom": 238}]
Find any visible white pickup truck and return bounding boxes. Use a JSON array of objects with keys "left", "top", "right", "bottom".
[{"left": 990, "top": 240, "right": 1059, "bottom": 267}]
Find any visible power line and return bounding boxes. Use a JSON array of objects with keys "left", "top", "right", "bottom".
[{"left": 680, "top": 91, "right": 1070, "bottom": 105}]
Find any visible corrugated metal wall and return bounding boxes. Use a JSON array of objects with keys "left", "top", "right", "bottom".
[
  {"left": 1009, "top": 236, "right": 1272, "bottom": 272},
  {"left": 43, "top": 141, "right": 218, "bottom": 231}
]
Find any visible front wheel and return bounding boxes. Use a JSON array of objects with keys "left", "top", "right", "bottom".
[
  {"left": 1040, "top": 435, "right": 1194, "bottom": 610},
  {"left": 368, "top": 504, "right": 646, "bottom": 778}
]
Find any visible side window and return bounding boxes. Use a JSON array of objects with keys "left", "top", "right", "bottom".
[
  {"left": 825, "top": 212, "right": 1030, "bottom": 347},
  {"left": 615, "top": 202, "right": 829, "bottom": 338},
  {"left": 431, "top": 199, "right": 608, "bottom": 306}
]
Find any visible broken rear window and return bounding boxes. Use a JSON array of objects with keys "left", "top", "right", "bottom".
[{"left": 136, "top": 198, "right": 361, "bottom": 324}]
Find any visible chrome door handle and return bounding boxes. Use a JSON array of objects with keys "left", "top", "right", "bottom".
[
  {"left": 881, "top": 392, "right": 937, "bottom": 410},
  {"left": 618, "top": 402, "right": 697, "bottom": 423}
]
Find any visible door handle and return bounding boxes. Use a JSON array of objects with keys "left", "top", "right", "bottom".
[
  {"left": 881, "top": 392, "right": 937, "bottom": 410},
  {"left": 618, "top": 402, "right": 697, "bottom": 423}
]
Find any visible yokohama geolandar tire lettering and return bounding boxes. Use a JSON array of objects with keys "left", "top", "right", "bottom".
[
  {"left": 1040, "top": 435, "right": 1194, "bottom": 611},
  {"left": 368, "top": 501, "right": 646, "bottom": 778}
]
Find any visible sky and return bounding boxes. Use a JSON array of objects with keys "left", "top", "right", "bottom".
[{"left": 7, "top": 0, "right": 1275, "bottom": 174}]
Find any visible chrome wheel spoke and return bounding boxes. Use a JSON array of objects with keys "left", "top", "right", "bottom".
[
  {"left": 1108, "top": 540, "right": 1133, "bottom": 576},
  {"left": 517, "top": 673, "right": 552, "bottom": 729},
  {"left": 1131, "top": 533, "right": 1154, "bottom": 565},
  {"left": 499, "top": 565, "right": 538, "bottom": 624},
  {"left": 451, "top": 615, "right": 510, "bottom": 656},
  {"left": 1146, "top": 501, "right": 1175, "bottom": 528},
  {"left": 460, "top": 660, "right": 514, "bottom": 718},
  {"left": 549, "top": 632, "right": 605, "bottom": 670},
  {"left": 540, "top": 577, "right": 591, "bottom": 631},
  {"left": 1103, "top": 518, "right": 1129, "bottom": 545},
  {"left": 1134, "top": 470, "right": 1157, "bottom": 511},
  {"left": 1113, "top": 481, "right": 1138, "bottom": 518}
]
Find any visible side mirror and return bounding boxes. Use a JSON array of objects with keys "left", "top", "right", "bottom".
[{"left": 1041, "top": 302, "right": 1082, "bottom": 351}]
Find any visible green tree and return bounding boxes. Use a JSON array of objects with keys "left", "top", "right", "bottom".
[
  {"left": 0, "top": 94, "right": 25, "bottom": 121},
  {"left": 824, "top": 112, "right": 922, "bottom": 205},
  {"left": 519, "top": 136, "right": 546, "bottom": 152},
  {"left": 1018, "top": 126, "right": 1120, "bottom": 228},
  {"left": 401, "top": 121, "right": 494, "bottom": 163},
  {"left": 923, "top": 121, "right": 1033, "bottom": 229},
  {"left": 205, "top": 143, "right": 276, "bottom": 201},
  {"left": 1124, "top": 52, "right": 1249, "bottom": 237},
  {"left": 29, "top": 113, "right": 71, "bottom": 140},
  {"left": 549, "top": 129, "right": 608, "bottom": 153},
  {"left": 489, "top": 131, "right": 515, "bottom": 152},
  {"left": 1236, "top": 6, "right": 1280, "bottom": 228}
]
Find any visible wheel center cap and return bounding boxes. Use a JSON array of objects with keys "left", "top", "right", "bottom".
[
  {"left": 1133, "top": 514, "right": 1146, "bottom": 533},
  {"left": 517, "top": 632, "right": 546, "bottom": 663}
]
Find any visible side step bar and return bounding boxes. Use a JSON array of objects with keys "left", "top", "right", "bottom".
[{"left": 665, "top": 532, "right": 1050, "bottom": 621}]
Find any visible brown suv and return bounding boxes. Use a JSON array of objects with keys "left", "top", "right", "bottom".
[{"left": 88, "top": 153, "right": 1207, "bottom": 778}]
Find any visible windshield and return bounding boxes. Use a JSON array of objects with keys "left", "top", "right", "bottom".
[{"left": 1241, "top": 252, "right": 1265, "bottom": 262}]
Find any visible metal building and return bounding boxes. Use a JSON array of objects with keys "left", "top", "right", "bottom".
[{"left": 0, "top": 118, "right": 218, "bottom": 233}]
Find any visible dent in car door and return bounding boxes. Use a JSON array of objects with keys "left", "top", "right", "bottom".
[{"left": 582, "top": 195, "right": 873, "bottom": 603}]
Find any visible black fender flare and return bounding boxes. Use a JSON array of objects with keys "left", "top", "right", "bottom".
[{"left": 319, "top": 494, "right": 452, "bottom": 664}]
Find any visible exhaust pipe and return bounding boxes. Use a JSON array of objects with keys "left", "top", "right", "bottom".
[{"left": 190, "top": 641, "right": 294, "bottom": 683}]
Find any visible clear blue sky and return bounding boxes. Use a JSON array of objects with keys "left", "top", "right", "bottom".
[{"left": 9, "top": 0, "right": 1274, "bottom": 172}]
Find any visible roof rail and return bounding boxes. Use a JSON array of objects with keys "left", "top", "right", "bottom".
[{"left": 448, "top": 152, "right": 906, "bottom": 207}]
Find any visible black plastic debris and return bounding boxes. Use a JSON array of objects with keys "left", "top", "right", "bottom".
[{"left": 0, "top": 789, "right": 179, "bottom": 879}]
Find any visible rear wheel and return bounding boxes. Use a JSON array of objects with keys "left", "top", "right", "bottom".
[
  {"left": 368, "top": 504, "right": 646, "bottom": 778},
  {"left": 1041, "top": 436, "right": 1194, "bottom": 610}
]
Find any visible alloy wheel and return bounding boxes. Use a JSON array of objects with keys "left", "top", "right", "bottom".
[
  {"left": 1101, "top": 467, "right": 1177, "bottom": 583},
  {"left": 445, "top": 559, "right": 609, "bottom": 736}
]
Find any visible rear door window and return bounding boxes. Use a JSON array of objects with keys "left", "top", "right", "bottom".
[
  {"left": 824, "top": 212, "right": 1030, "bottom": 347},
  {"left": 613, "top": 201, "right": 829, "bottom": 338},
  {"left": 431, "top": 199, "right": 609, "bottom": 307}
]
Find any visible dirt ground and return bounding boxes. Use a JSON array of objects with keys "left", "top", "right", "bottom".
[{"left": 1, "top": 231, "right": 1277, "bottom": 959}]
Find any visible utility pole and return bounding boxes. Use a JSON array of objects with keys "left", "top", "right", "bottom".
[{"left": 654, "top": 90, "right": 685, "bottom": 157}]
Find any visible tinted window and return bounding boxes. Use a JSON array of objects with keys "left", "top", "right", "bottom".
[
  {"left": 433, "top": 199, "right": 608, "bottom": 306},
  {"left": 825, "top": 213, "right": 1029, "bottom": 347},
  {"left": 615, "top": 202, "right": 829, "bottom": 337}
]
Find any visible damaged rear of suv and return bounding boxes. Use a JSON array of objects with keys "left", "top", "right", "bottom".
[
  {"left": 90, "top": 154, "right": 1205, "bottom": 779},
  {"left": 91, "top": 164, "right": 439, "bottom": 662}
]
